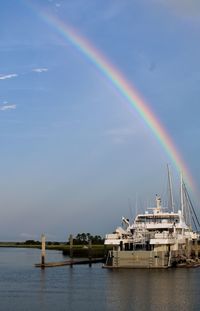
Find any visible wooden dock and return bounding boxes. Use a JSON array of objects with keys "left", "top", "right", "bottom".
[
  {"left": 35, "top": 258, "right": 104, "bottom": 268},
  {"left": 35, "top": 233, "right": 105, "bottom": 268}
]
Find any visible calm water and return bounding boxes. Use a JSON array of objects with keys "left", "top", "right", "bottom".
[{"left": 0, "top": 248, "right": 200, "bottom": 311}]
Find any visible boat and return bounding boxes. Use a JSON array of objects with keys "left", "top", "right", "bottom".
[{"left": 104, "top": 170, "right": 200, "bottom": 268}]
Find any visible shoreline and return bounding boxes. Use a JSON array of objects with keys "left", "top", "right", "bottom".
[{"left": 0, "top": 243, "right": 108, "bottom": 258}]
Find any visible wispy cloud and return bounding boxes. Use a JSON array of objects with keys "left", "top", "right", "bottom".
[
  {"left": 19, "top": 232, "right": 56, "bottom": 241},
  {"left": 101, "top": 1, "right": 126, "bottom": 21},
  {"left": 32, "top": 68, "right": 48, "bottom": 73},
  {"left": 0, "top": 73, "right": 18, "bottom": 80},
  {"left": 0, "top": 104, "right": 17, "bottom": 111},
  {"left": 19, "top": 232, "right": 37, "bottom": 240},
  {"left": 105, "top": 127, "right": 136, "bottom": 144},
  {"left": 153, "top": 0, "right": 200, "bottom": 18}
]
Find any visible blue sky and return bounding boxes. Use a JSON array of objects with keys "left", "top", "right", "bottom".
[{"left": 0, "top": 0, "right": 200, "bottom": 240}]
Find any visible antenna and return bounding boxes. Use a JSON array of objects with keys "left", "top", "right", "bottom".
[
  {"left": 135, "top": 195, "right": 138, "bottom": 219},
  {"left": 128, "top": 198, "right": 133, "bottom": 221}
]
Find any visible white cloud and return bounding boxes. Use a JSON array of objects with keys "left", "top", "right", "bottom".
[
  {"left": 0, "top": 73, "right": 18, "bottom": 80},
  {"left": 0, "top": 104, "right": 16, "bottom": 111},
  {"left": 32, "top": 68, "right": 48, "bottom": 73}
]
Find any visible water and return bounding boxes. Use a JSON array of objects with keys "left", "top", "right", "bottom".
[{"left": 0, "top": 248, "right": 200, "bottom": 311}]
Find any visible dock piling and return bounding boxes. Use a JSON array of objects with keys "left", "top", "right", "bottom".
[
  {"left": 195, "top": 239, "right": 198, "bottom": 260},
  {"left": 88, "top": 240, "right": 92, "bottom": 267},
  {"left": 69, "top": 234, "right": 73, "bottom": 268},
  {"left": 185, "top": 238, "right": 191, "bottom": 260},
  {"left": 41, "top": 234, "right": 46, "bottom": 267}
]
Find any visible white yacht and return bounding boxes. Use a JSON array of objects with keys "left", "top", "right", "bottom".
[{"left": 104, "top": 172, "right": 199, "bottom": 268}]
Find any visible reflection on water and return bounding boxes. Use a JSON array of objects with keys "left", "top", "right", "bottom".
[
  {"left": 104, "top": 269, "right": 200, "bottom": 311},
  {"left": 0, "top": 248, "right": 200, "bottom": 311}
]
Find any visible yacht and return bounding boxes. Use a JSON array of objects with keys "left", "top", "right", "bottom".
[{"left": 104, "top": 172, "right": 199, "bottom": 268}]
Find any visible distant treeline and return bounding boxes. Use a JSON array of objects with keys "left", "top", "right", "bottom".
[
  {"left": 21, "top": 233, "right": 104, "bottom": 246},
  {"left": 20, "top": 240, "right": 60, "bottom": 246}
]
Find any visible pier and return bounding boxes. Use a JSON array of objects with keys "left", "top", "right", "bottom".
[
  {"left": 35, "top": 258, "right": 104, "bottom": 268},
  {"left": 35, "top": 234, "right": 105, "bottom": 268}
]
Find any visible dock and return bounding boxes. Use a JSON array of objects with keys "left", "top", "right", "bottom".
[
  {"left": 35, "top": 234, "right": 106, "bottom": 268},
  {"left": 35, "top": 258, "right": 104, "bottom": 268}
]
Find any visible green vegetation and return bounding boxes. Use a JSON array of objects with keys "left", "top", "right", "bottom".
[
  {"left": 0, "top": 233, "right": 107, "bottom": 257},
  {"left": 71, "top": 233, "right": 104, "bottom": 245}
]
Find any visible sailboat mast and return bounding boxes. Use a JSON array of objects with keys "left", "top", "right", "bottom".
[
  {"left": 167, "top": 164, "right": 174, "bottom": 212},
  {"left": 180, "top": 172, "right": 184, "bottom": 216}
]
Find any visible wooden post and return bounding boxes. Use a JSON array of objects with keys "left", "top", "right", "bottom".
[
  {"left": 104, "top": 244, "right": 107, "bottom": 263},
  {"left": 195, "top": 239, "right": 198, "bottom": 260},
  {"left": 185, "top": 238, "right": 190, "bottom": 259},
  {"left": 69, "top": 234, "right": 73, "bottom": 268},
  {"left": 88, "top": 239, "right": 92, "bottom": 267},
  {"left": 41, "top": 234, "right": 46, "bottom": 267}
]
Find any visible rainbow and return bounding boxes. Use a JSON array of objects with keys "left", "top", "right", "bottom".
[{"left": 26, "top": 2, "right": 195, "bottom": 192}]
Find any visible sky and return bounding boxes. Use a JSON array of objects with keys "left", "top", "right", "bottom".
[{"left": 0, "top": 0, "right": 200, "bottom": 241}]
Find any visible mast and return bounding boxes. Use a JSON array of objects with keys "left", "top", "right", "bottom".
[
  {"left": 180, "top": 172, "right": 184, "bottom": 216},
  {"left": 167, "top": 164, "right": 174, "bottom": 212},
  {"left": 182, "top": 181, "right": 191, "bottom": 227}
]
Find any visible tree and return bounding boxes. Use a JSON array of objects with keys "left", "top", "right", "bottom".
[{"left": 73, "top": 233, "right": 104, "bottom": 245}]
